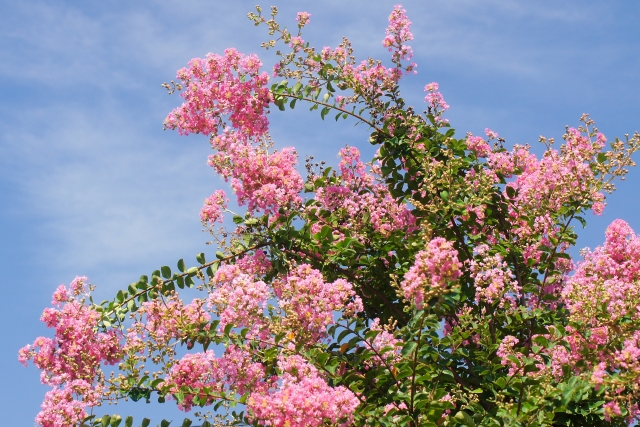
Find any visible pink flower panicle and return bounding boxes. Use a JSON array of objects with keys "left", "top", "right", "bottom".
[
  {"left": 469, "top": 244, "right": 520, "bottom": 306},
  {"left": 164, "top": 48, "right": 271, "bottom": 137},
  {"left": 165, "top": 351, "right": 222, "bottom": 411},
  {"left": 248, "top": 355, "right": 359, "bottom": 427},
  {"left": 275, "top": 264, "right": 363, "bottom": 343},
  {"left": 368, "top": 318, "right": 401, "bottom": 366},
  {"left": 485, "top": 128, "right": 499, "bottom": 140},
  {"left": 496, "top": 335, "right": 521, "bottom": 376},
  {"left": 236, "top": 250, "right": 272, "bottom": 276},
  {"left": 19, "top": 278, "right": 122, "bottom": 427},
  {"left": 208, "top": 136, "right": 304, "bottom": 216},
  {"left": 296, "top": 12, "right": 311, "bottom": 26},
  {"left": 164, "top": 346, "right": 267, "bottom": 412},
  {"left": 289, "top": 36, "right": 305, "bottom": 52},
  {"left": 466, "top": 133, "right": 491, "bottom": 157},
  {"left": 563, "top": 219, "right": 640, "bottom": 324},
  {"left": 200, "top": 189, "right": 228, "bottom": 226},
  {"left": 139, "top": 298, "right": 210, "bottom": 342},
  {"left": 313, "top": 146, "right": 416, "bottom": 241},
  {"left": 400, "top": 238, "right": 462, "bottom": 308},
  {"left": 424, "top": 82, "right": 449, "bottom": 125},
  {"left": 603, "top": 401, "right": 622, "bottom": 422},
  {"left": 424, "top": 82, "right": 449, "bottom": 112},
  {"left": 209, "top": 264, "right": 270, "bottom": 336},
  {"left": 383, "top": 5, "right": 416, "bottom": 73}
]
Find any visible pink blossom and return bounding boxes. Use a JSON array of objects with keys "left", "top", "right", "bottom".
[
  {"left": 164, "top": 49, "right": 271, "bottom": 137},
  {"left": 20, "top": 280, "right": 122, "bottom": 427},
  {"left": 496, "top": 335, "right": 520, "bottom": 376},
  {"left": 383, "top": 4, "right": 416, "bottom": 71},
  {"left": 563, "top": 219, "right": 640, "bottom": 324},
  {"left": 484, "top": 128, "right": 499, "bottom": 140},
  {"left": 469, "top": 244, "right": 519, "bottom": 306},
  {"left": 466, "top": 134, "right": 491, "bottom": 157},
  {"left": 236, "top": 250, "right": 272, "bottom": 276},
  {"left": 367, "top": 318, "right": 400, "bottom": 366},
  {"left": 139, "top": 298, "right": 210, "bottom": 342},
  {"left": 603, "top": 401, "right": 621, "bottom": 422},
  {"left": 248, "top": 355, "right": 359, "bottom": 427},
  {"left": 424, "top": 82, "right": 449, "bottom": 112},
  {"left": 209, "top": 264, "right": 269, "bottom": 335},
  {"left": 275, "top": 264, "right": 363, "bottom": 343},
  {"left": 296, "top": 12, "right": 311, "bottom": 26},
  {"left": 200, "top": 189, "right": 228, "bottom": 225},
  {"left": 312, "top": 147, "right": 416, "bottom": 240},
  {"left": 35, "top": 380, "right": 101, "bottom": 427},
  {"left": 400, "top": 237, "right": 462, "bottom": 308},
  {"left": 165, "top": 351, "right": 222, "bottom": 411},
  {"left": 51, "top": 285, "right": 68, "bottom": 306},
  {"left": 289, "top": 36, "right": 305, "bottom": 52},
  {"left": 208, "top": 135, "right": 303, "bottom": 216}
]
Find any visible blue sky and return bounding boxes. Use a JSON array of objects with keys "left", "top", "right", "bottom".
[{"left": 1, "top": 0, "right": 640, "bottom": 424}]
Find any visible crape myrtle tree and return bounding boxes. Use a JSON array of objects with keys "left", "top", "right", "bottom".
[{"left": 19, "top": 5, "right": 640, "bottom": 427}]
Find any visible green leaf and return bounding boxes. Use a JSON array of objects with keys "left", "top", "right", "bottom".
[
  {"left": 215, "top": 251, "right": 225, "bottom": 259},
  {"left": 180, "top": 419, "right": 192, "bottom": 427},
  {"left": 160, "top": 266, "right": 171, "bottom": 279},
  {"left": 125, "top": 416, "right": 133, "bottom": 427},
  {"left": 454, "top": 411, "right": 475, "bottom": 427},
  {"left": 110, "top": 415, "right": 122, "bottom": 427},
  {"left": 196, "top": 253, "right": 206, "bottom": 264},
  {"left": 320, "top": 106, "right": 330, "bottom": 120},
  {"left": 401, "top": 341, "right": 417, "bottom": 356},
  {"left": 141, "top": 419, "right": 150, "bottom": 427},
  {"left": 160, "top": 421, "right": 171, "bottom": 427},
  {"left": 101, "top": 415, "right": 111, "bottom": 427}
]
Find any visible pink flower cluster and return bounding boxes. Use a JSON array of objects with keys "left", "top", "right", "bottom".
[
  {"left": 138, "top": 298, "right": 211, "bottom": 342},
  {"left": 36, "top": 380, "right": 101, "bottom": 427},
  {"left": 200, "top": 189, "right": 228, "bottom": 225},
  {"left": 382, "top": 4, "right": 416, "bottom": 72},
  {"left": 207, "top": 130, "right": 304, "bottom": 216},
  {"left": 19, "top": 278, "right": 122, "bottom": 427},
  {"left": 400, "top": 238, "right": 462, "bottom": 308},
  {"left": 209, "top": 264, "right": 270, "bottom": 336},
  {"left": 227, "top": 146, "right": 302, "bottom": 215},
  {"left": 313, "top": 147, "right": 416, "bottom": 240},
  {"left": 488, "top": 128, "right": 607, "bottom": 225},
  {"left": 367, "top": 318, "right": 401, "bottom": 366},
  {"left": 289, "top": 36, "right": 305, "bottom": 52},
  {"left": 465, "top": 133, "right": 491, "bottom": 158},
  {"left": 424, "top": 82, "right": 449, "bottom": 125},
  {"left": 496, "top": 335, "right": 520, "bottom": 376},
  {"left": 248, "top": 355, "right": 359, "bottom": 427},
  {"left": 165, "top": 346, "right": 266, "bottom": 411},
  {"left": 469, "top": 244, "right": 519, "bottom": 306},
  {"left": 296, "top": 12, "right": 311, "bottom": 26},
  {"left": 424, "top": 82, "right": 449, "bottom": 112},
  {"left": 165, "top": 49, "right": 305, "bottom": 217},
  {"left": 345, "top": 61, "right": 404, "bottom": 93},
  {"left": 236, "top": 250, "right": 272, "bottom": 276},
  {"left": 563, "top": 219, "right": 640, "bottom": 324},
  {"left": 164, "top": 48, "right": 271, "bottom": 137},
  {"left": 275, "top": 264, "right": 363, "bottom": 343}
]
